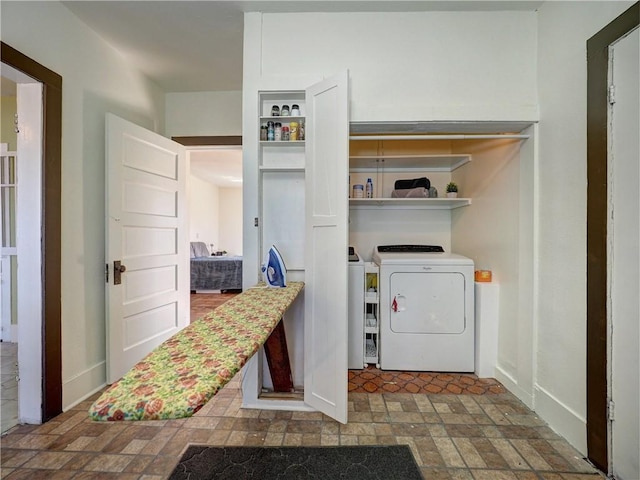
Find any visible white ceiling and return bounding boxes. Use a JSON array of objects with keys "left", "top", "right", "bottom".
[{"left": 189, "top": 147, "right": 243, "bottom": 187}]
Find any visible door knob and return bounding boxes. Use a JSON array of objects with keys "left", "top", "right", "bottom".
[{"left": 114, "top": 260, "right": 126, "bottom": 285}]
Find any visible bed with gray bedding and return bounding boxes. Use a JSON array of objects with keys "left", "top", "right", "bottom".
[{"left": 190, "top": 242, "right": 242, "bottom": 292}]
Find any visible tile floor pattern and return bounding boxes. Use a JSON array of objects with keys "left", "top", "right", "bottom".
[
  {"left": 1, "top": 294, "right": 603, "bottom": 479},
  {"left": 349, "top": 367, "right": 507, "bottom": 395},
  {"left": 1, "top": 342, "right": 19, "bottom": 434},
  {"left": 1, "top": 376, "right": 604, "bottom": 480},
  {"left": 189, "top": 291, "right": 239, "bottom": 322}
]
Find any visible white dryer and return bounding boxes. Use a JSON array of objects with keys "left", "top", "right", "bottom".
[{"left": 373, "top": 245, "right": 475, "bottom": 372}]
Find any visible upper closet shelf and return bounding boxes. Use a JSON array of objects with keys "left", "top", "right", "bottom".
[
  {"left": 349, "top": 154, "right": 470, "bottom": 172},
  {"left": 349, "top": 198, "right": 471, "bottom": 210}
]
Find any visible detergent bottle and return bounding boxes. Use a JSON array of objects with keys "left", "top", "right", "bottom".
[{"left": 366, "top": 178, "right": 373, "bottom": 198}]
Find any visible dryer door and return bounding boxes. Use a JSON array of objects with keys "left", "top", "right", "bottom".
[{"left": 389, "top": 271, "right": 466, "bottom": 334}]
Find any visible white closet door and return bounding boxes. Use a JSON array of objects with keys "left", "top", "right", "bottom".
[{"left": 304, "top": 71, "right": 349, "bottom": 423}]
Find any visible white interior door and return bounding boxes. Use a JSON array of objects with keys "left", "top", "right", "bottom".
[
  {"left": 304, "top": 71, "right": 349, "bottom": 423},
  {"left": 608, "top": 27, "right": 639, "bottom": 480},
  {"left": 106, "top": 113, "right": 188, "bottom": 384}
]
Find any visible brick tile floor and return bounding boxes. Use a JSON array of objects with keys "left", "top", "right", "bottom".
[
  {"left": 349, "top": 367, "right": 506, "bottom": 395},
  {"left": 1, "top": 377, "right": 604, "bottom": 479},
  {"left": 0, "top": 294, "right": 604, "bottom": 479}
]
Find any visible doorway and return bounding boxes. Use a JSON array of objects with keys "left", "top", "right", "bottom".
[
  {"left": 173, "top": 136, "right": 243, "bottom": 307},
  {"left": 586, "top": 2, "right": 639, "bottom": 475},
  {"left": 1, "top": 42, "right": 62, "bottom": 424},
  {"left": 188, "top": 146, "right": 243, "bottom": 261}
]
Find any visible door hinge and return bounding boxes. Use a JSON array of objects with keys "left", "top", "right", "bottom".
[
  {"left": 608, "top": 399, "right": 615, "bottom": 421},
  {"left": 608, "top": 85, "right": 616, "bottom": 104},
  {"left": 254, "top": 217, "right": 259, "bottom": 227},
  {"left": 105, "top": 263, "right": 109, "bottom": 283}
]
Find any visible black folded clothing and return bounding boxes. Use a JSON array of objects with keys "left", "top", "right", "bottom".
[{"left": 394, "top": 177, "right": 430, "bottom": 190}]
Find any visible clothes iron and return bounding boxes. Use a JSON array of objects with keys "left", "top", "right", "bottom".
[{"left": 261, "top": 245, "right": 287, "bottom": 288}]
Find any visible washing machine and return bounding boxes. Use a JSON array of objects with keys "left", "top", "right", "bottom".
[{"left": 373, "top": 245, "right": 475, "bottom": 372}]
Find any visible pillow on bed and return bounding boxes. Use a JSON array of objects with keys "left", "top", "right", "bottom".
[{"left": 191, "top": 241, "right": 210, "bottom": 258}]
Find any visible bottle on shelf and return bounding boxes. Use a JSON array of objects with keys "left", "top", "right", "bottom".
[
  {"left": 366, "top": 178, "right": 373, "bottom": 198},
  {"left": 267, "top": 121, "right": 275, "bottom": 141}
]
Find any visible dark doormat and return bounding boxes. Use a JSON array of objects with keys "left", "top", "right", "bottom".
[{"left": 169, "top": 444, "right": 424, "bottom": 479}]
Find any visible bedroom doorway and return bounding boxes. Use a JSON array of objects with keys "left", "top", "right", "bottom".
[
  {"left": 188, "top": 146, "right": 243, "bottom": 261},
  {"left": 173, "top": 136, "right": 243, "bottom": 317}
]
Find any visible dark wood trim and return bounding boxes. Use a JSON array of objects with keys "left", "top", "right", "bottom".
[
  {"left": 2, "top": 41, "right": 63, "bottom": 422},
  {"left": 172, "top": 135, "right": 242, "bottom": 146},
  {"left": 264, "top": 321, "right": 294, "bottom": 393},
  {"left": 586, "top": 3, "right": 639, "bottom": 473}
]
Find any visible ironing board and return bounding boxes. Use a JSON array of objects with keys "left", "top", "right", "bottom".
[{"left": 89, "top": 282, "right": 304, "bottom": 421}]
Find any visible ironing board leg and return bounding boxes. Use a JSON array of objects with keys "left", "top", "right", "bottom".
[{"left": 264, "top": 319, "right": 294, "bottom": 392}]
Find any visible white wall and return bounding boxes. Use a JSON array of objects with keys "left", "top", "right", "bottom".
[
  {"left": 189, "top": 175, "right": 220, "bottom": 251},
  {"left": 1, "top": 1, "right": 166, "bottom": 410},
  {"left": 218, "top": 187, "right": 243, "bottom": 256},
  {"left": 165, "top": 91, "right": 242, "bottom": 137},
  {"left": 259, "top": 11, "right": 538, "bottom": 122},
  {"left": 0, "top": 96, "right": 17, "bottom": 150},
  {"left": 189, "top": 180, "right": 242, "bottom": 257},
  {"left": 535, "top": 1, "right": 635, "bottom": 453},
  {"left": 451, "top": 134, "right": 536, "bottom": 404}
]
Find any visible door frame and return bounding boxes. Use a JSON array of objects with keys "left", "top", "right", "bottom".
[
  {"left": 586, "top": 2, "right": 639, "bottom": 472},
  {"left": 1, "top": 42, "right": 62, "bottom": 422}
]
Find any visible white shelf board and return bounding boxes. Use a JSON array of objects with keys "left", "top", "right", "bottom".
[
  {"left": 260, "top": 140, "right": 305, "bottom": 146},
  {"left": 349, "top": 154, "right": 470, "bottom": 172},
  {"left": 349, "top": 198, "right": 471, "bottom": 210},
  {"left": 260, "top": 116, "right": 305, "bottom": 122},
  {"left": 259, "top": 165, "right": 305, "bottom": 172}
]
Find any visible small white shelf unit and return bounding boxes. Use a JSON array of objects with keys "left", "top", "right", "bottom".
[{"left": 364, "top": 262, "right": 380, "bottom": 367}]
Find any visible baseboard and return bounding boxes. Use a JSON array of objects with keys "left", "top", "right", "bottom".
[
  {"left": 495, "top": 365, "right": 534, "bottom": 408},
  {"left": 241, "top": 397, "right": 315, "bottom": 412},
  {"left": 19, "top": 415, "right": 42, "bottom": 424},
  {"left": 62, "top": 361, "right": 106, "bottom": 410},
  {"left": 534, "top": 384, "right": 587, "bottom": 455}
]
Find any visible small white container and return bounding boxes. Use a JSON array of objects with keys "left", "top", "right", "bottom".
[{"left": 353, "top": 184, "right": 364, "bottom": 198}]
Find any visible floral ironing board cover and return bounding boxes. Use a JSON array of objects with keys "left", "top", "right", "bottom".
[{"left": 89, "top": 282, "right": 304, "bottom": 421}]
